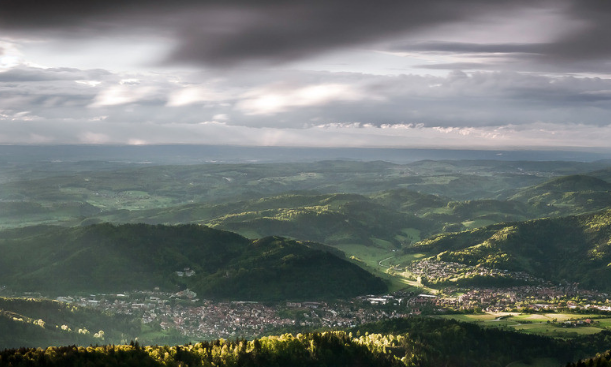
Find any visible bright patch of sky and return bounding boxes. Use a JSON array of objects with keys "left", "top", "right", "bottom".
[{"left": 19, "top": 37, "right": 176, "bottom": 73}]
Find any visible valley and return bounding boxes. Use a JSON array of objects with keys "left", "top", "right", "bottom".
[{"left": 4, "top": 149, "right": 611, "bottom": 366}]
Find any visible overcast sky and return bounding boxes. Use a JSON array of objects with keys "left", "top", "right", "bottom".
[{"left": 2, "top": 0, "right": 611, "bottom": 149}]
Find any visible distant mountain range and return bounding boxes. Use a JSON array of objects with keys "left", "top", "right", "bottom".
[{"left": 3, "top": 145, "right": 611, "bottom": 165}]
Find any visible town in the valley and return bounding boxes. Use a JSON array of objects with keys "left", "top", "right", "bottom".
[{"left": 4, "top": 277, "right": 611, "bottom": 340}]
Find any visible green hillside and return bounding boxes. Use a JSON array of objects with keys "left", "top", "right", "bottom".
[
  {"left": 510, "top": 175, "right": 611, "bottom": 215},
  {"left": 528, "top": 174, "right": 611, "bottom": 192},
  {"left": 87, "top": 192, "right": 437, "bottom": 248},
  {"left": 3, "top": 159, "right": 590, "bottom": 230},
  {"left": 92, "top": 190, "right": 538, "bottom": 249},
  {"left": 0, "top": 223, "right": 386, "bottom": 300},
  {"left": 208, "top": 194, "right": 433, "bottom": 247},
  {"left": 414, "top": 209, "right": 611, "bottom": 290},
  {"left": 368, "top": 188, "right": 450, "bottom": 213},
  {"left": 192, "top": 236, "right": 387, "bottom": 300}
]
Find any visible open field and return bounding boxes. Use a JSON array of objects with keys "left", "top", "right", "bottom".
[
  {"left": 334, "top": 243, "right": 433, "bottom": 292},
  {"left": 462, "top": 219, "right": 496, "bottom": 229},
  {"left": 335, "top": 244, "right": 412, "bottom": 292},
  {"left": 333, "top": 243, "right": 437, "bottom": 292},
  {"left": 436, "top": 312, "right": 611, "bottom": 338}
]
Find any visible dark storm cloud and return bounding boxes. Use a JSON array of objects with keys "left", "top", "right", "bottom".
[
  {"left": 0, "top": 0, "right": 537, "bottom": 67},
  {"left": 166, "top": 1, "right": 483, "bottom": 67},
  {"left": 387, "top": 0, "right": 611, "bottom": 73},
  {"left": 6, "top": 0, "right": 611, "bottom": 72},
  {"left": 546, "top": 1, "right": 611, "bottom": 60},
  {"left": 390, "top": 41, "right": 544, "bottom": 54}
]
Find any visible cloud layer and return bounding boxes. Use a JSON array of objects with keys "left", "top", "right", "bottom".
[
  {"left": 1, "top": 63, "right": 611, "bottom": 147},
  {"left": 1, "top": 0, "right": 609, "bottom": 73},
  {"left": 1, "top": 1, "right": 611, "bottom": 148}
]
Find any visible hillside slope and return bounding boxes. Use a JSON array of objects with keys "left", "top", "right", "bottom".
[
  {"left": 0, "top": 223, "right": 386, "bottom": 300},
  {"left": 414, "top": 209, "right": 611, "bottom": 290},
  {"left": 510, "top": 175, "right": 611, "bottom": 215}
]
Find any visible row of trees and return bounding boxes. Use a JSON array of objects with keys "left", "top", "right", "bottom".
[
  {"left": 0, "top": 332, "right": 400, "bottom": 367},
  {"left": 6, "top": 317, "right": 611, "bottom": 367}
]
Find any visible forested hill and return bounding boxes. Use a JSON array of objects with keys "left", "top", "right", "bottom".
[
  {"left": 414, "top": 209, "right": 611, "bottom": 290},
  {"left": 0, "top": 223, "right": 386, "bottom": 300},
  {"left": 4, "top": 317, "right": 611, "bottom": 367},
  {"left": 509, "top": 174, "right": 611, "bottom": 215}
]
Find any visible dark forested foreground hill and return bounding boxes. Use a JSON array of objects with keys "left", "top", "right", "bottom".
[
  {"left": 414, "top": 209, "right": 611, "bottom": 290},
  {"left": 3, "top": 317, "right": 611, "bottom": 367},
  {"left": 0, "top": 223, "right": 386, "bottom": 300}
]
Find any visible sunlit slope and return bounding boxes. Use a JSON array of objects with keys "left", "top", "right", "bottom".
[
  {"left": 4, "top": 160, "right": 609, "bottom": 231},
  {"left": 93, "top": 190, "right": 539, "bottom": 247},
  {"left": 414, "top": 209, "right": 611, "bottom": 290},
  {"left": 89, "top": 192, "right": 437, "bottom": 247},
  {"left": 0, "top": 159, "right": 580, "bottom": 228},
  {"left": 509, "top": 174, "right": 611, "bottom": 215},
  {"left": 0, "top": 223, "right": 386, "bottom": 300},
  {"left": 207, "top": 193, "right": 434, "bottom": 247}
]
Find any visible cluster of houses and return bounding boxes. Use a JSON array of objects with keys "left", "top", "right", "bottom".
[
  {"left": 154, "top": 300, "right": 296, "bottom": 338},
  {"left": 43, "top": 280, "right": 611, "bottom": 340},
  {"left": 176, "top": 268, "right": 196, "bottom": 277},
  {"left": 561, "top": 318, "right": 596, "bottom": 327},
  {"left": 407, "top": 259, "right": 542, "bottom": 284},
  {"left": 52, "top": 289, "right": 411, "bottom": 338},
  {"left": 436, "top": 284, "right": 610, "bottom": 312}
]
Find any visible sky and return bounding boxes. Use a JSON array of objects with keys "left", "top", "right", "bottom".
[{"left": 2, "top": 0, "right": 611, "bottom": 149}]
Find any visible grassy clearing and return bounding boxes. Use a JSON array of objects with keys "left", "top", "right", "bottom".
[
  {"left": 395, "top": 228, "right": 421, "bottom": 246},
  {"left": 462, "top": 219, "right": 496, "bottom": 229},
  {"left": 393, "top": 252, "right": 427, "bottom": 265},
  {"left": 334, "top": 243, "right": 426, "bottom": 293},
  {"left": 401, "top": 228, "right": 421, "bottom": 238},
  {"left": 334, "top": 244, "right": 390, "bottom": 268},
  {"left": 534, "top": 314, "right": 602, "bottom": 322},
  {"left": 430, "top": 207, "right": 453, "bottom": 215},
  {"left": 400, "top": 228, "right": 421, "bottom": 243},
  {"left": 593, "top": 318, "right": 611, "bottom": 327},
  {"left": 370, "top": 237, "right": 396, "bottom": 250},
  {"left": 384, "top": 277, "right": 421, "bottom": 293},
  {"left": 437, "top": 312, "right": 609, "bottom": 339}
]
